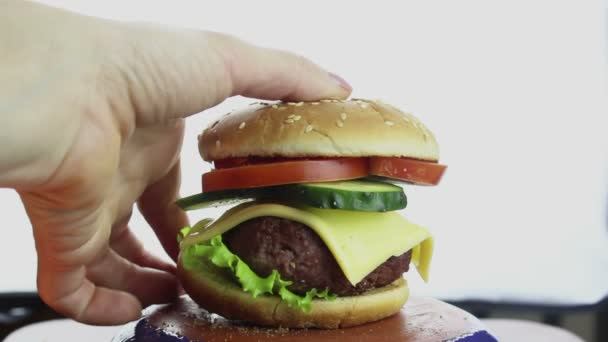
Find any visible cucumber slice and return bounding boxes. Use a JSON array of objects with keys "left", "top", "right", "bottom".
[
  {"left": 176, "top": 189, "right": 258, "bottom": 210},
  {"left": 177, "top": 180, "right": 406, "bottom": 212},
  {"left": 280, "top": 180, "right": 407, "bottom": 212}
]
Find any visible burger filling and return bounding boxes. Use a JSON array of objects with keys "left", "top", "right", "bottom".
[
  {"left": 178, "top": 202, "right": 433, "bottom": 313},
  {"left": 224, "top": 216, "right": 412, "bottom": 296}
]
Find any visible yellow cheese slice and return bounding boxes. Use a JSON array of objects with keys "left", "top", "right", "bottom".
[{"left": 181, "top": 202, "right": 433, "bottom": 286}]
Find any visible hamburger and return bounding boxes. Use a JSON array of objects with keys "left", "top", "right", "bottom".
[{"left": 175, "top": 98, "right": 446, "bottom": 329}]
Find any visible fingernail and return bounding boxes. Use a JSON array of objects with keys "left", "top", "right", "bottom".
[{"left": 328, "top": 72, "right": 352, "bottom": 92}]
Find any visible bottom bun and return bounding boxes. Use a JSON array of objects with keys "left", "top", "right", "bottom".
[{"left": 177, "top": 255, "right": 409, "bottom": 329}]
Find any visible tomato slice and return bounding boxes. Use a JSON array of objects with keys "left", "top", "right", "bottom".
[
  {"left": 202, "top": 158, "right": 368, "bottom": 192},
  {"left": 369, "top": 157, "right": 446, "bottom": 185}
]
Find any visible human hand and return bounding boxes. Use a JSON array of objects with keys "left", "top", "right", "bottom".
[{"left": 0, "top": 1, "right": 351, "bottom": 325}]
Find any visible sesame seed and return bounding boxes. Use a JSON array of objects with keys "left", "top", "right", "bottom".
[
  {"left": 385, "top": 120, "right": 395, "bottom": 126},
  {"left": 311, "top": 102, "right": 320, "bottom": 105},
  {"left": 287, "top": 102, "right": 297, "bottom": 106},
  {"left": 305, "top": 125, "right": 313, "bottom": 133},
  {"left": 271, "top": 104, "right": 278, "bottom": 109},
  {"left": 331, "top": 99, "right": 339, "bottom": 103},
  {"left": 284, "top": 119, "right": 295, "bottom": 124},
  {"left": 336, "top": 120, "right": 344, "bottom": 128},
  {"left": 293, "top": 115, "right": 302, "bottom": 121},
  {"left": 288, "top": 114, "right": 297, "bottom": 119},
  {"left": 340, "top": 113, "right": 347, "bottom": 120},
  {"left": 216, "top": 140, "right": 221, "bottom": 147},
  {"left": 278, "top": 107, "right": 287, "bottom": 111},
  {"left": 321, "top": 99, "right": 332, "bottom": 103},
  {"left": 359, "top": 103, "right": 369, "bottom": 108},
  {"left": 238, "top": 122, "right": 246, "bottom": 129},
  {"left": 294, "top": 102, "right": 304, "bottom": 106}
]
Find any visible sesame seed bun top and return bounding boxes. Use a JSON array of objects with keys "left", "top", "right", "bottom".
[{"left": 199, "top": 99, "right": 440, "bottom": 162}]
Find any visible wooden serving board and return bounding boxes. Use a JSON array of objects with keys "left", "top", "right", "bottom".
[{"left": 112, "top": 296, "right": 497, "bottom": 342}]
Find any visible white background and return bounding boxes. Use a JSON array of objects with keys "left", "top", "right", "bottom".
[{"left": 2, "top": 0, "right": 607, "bottom": 306}]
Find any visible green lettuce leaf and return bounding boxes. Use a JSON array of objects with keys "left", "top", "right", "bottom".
[{"left": 180, "top": 232, "right": 336, "bottom": 312}]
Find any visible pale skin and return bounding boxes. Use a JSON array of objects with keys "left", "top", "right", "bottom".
[{"left": 1, "top": 0, "right": 351, "bottom": 325}]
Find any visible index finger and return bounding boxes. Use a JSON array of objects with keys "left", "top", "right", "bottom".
[{"left": 113, "top": 26, "right": 352, "bottom": 123}]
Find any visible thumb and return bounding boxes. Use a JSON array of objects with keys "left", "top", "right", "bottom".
[{"left": 107, "top": 25, "right": 351, "bottom": 123}]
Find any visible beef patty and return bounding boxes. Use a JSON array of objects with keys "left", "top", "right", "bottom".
[{"left": 223, "top": 216, "right": 411, "bottom": 296}]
